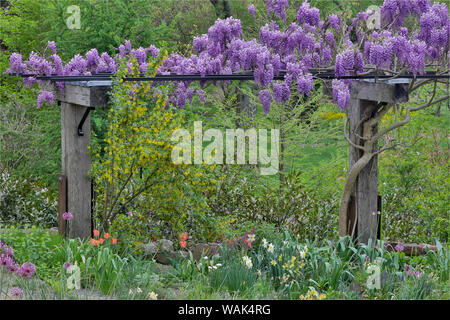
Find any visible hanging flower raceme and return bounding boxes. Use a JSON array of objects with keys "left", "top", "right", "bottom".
[
  {"left": 266, "top": 0, "right": 289, "bottom": 22},
  {"left": 296, "top": 1, "right": 320, "bottom": 27},
  {"left": 332, "top": 80, "right": 350, "bottom": 110}
]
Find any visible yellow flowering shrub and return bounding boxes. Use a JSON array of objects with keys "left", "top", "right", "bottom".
[
  {"left": 318, "top": 111, "right": 346, "bottom": 120},
  {"left": 90, "top": 51, "right": 224, "bottom": 244}
]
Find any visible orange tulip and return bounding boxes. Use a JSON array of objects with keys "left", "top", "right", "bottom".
[
  {"left": 179, "top": 232, "right": 189, "bottom": 241},
  {"left": 104, "top": 233, "right": 110, "bottom": 239},
  {"left": 179, "top": 240, "right": 187, "bottom": 248},
  {"left": 90, "top": 238, "right": 99, "bottom": 246},
  {"left": 93, "top": 229, "right": 100, "bottom": 238},
  {"left": 111, "top": 238, "right": 118, "bottom": 245},
  {"left": 99, "top": 238, "right": 104, "bottom": 245}
]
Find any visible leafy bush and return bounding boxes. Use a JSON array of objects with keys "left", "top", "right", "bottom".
[
  {"left": 379, "top": 106, "right": 449, "bottom": 243},
  {"left": 0, "top": 172, "right": 57, "bottom": 227},
  {"left": 91, "top": 55, "right": 224, "bottom": 243},
  {"left": 209, "top": 171, "right": 338, "bottom": 242},
  {"left": 0, "top": 226, "right": 63, "bottom": 281}
]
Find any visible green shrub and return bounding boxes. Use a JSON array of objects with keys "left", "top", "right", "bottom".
[
  {"left": 209, "top": 171, "right": 338, "bottom": 242},
  {"left": 0, "top": 173, "right": 57, "bottom": 227},
  {"left": 0, "top": 226, "right": 63, "bottom": 281}
]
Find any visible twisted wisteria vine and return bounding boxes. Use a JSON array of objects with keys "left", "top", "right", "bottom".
[{"left": 4, "top": 0, "right": 449, "bottom": 112}]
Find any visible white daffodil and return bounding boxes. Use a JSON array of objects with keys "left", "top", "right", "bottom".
[
  {"left": 267, "top": 243, "right": 274, "bottom": 253},
  {"left": 245, "top": 258, "right": 253, "bottom": 269},
  {"left": 300, "top": 250, "right": 306, "bottom": 259},
  {"left": 148, "top": 291, "right": 158, "bottom": 300},
  {"left": 262, "top": 238, "right": 268, "bottom": 248},
  {"left": 248, "top": 234, "right": 256, "bottom": 242}
]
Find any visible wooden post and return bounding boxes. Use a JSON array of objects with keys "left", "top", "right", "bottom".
[
  {"left": 348, "top": 97, "right": 379, "bottom": 244},
  {"left": 324, "top": 80, "right": 409, "bottom": 244},
  {"left": 48, "top": 82, "right": 110, "bottom": 239},
  {"left": 236, "top": 83, "right": 256, "bottom": 129},
  {"left": 57, "top": 174, "right": 67, "bottom": 237},
  {"left": 61, "top": 101, "right": 92, "bottom": 239},
  {"left": 347, "top": 81, "right": 408, "bottom": 244}
]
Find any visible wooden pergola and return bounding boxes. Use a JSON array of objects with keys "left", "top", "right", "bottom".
[{"left": 46, "top": 78, "right": 409, "bottom": 244}]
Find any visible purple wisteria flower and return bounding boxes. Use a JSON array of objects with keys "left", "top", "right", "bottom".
[
  {"left": 5, "top": 53, "right": 26, "bottom": 74},
  {"left": 196, "top": 89, "right": 205, "bottom": 102},
  {"left": 62, "top": 212, "right": 73, "bottom": 220},
  {"left": 47, "top": 41, "right": 57, "bottom": 54},
  {"left": 297, "top": 73, "right": 313, "bottom": 97},
  {"left": 248, "top": 4, "right": 256, "bottom": 18},
  {"left": 148, "top": 45, "right": 160, "bottom": 58},
  {"left": 259, "top": 89, "right": 272, "bottom": 115},
  {"left": 266, "top": 0, "right": 289, "bottom": 22},
  {"left": 296, "top": 1, "right": 320, "bottom": 27},
  {"left": 273, "top": 82, "right": 290, "bottom": 103},
  {"left": 37, "top": 91, "right": 54, "bottom": 109},
  {"left": 328, "top": 14, "right": 340, "bottom": 31},
  {"left": 4, "top": 0, "right": 449, "bottom": 115},
  {"left": 332, "top": 79, "right": 350, "bottom": 110}
]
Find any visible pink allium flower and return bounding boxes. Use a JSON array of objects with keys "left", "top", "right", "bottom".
[
  {"left": 6, "top": 263, "right": 19, "bottom": 273},
  {"left": 63, "top": 262, "right": 72, "bottom": 270},
  {"left": 62, "top": 212, "right": 73, "bottom": 220},
  {"left": 9, "top": 287, "right": 23, "bottom": 299},
  {"left": 0, "top": 254, "right": 14, "bottom": 267},
  {"left": 19, "top": 262, "right": 36, "bottom": 278},
  {"left": 394, "top": 244, "right": 404, "bottom": 252}
]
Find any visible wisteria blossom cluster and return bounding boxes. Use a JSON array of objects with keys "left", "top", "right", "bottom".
[
  {"left": 5, "top": 0, "right": 449, "bottom": 112},
  {"left": 5, "top": 40, "right": 160, "bottom": 109},
  {"left": 0, "top": 241, "right": 36, "bottom": 278}
]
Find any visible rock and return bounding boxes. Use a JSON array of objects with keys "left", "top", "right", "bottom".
[
  {"left": 160, "top": 239, "right": 174, "bottom": 252},
  {"left": 140, "top": 240, "right": 217, "bottom": 264},
  {"left": 384, "top": 241, "right": 437, "bottom": 256},
  {"left": 190, "top": 243, "right": 216, "bottom": 261},
  {"left": 140, "top": 239, "right": 175, "bottom": 265},
  {"left": 178, "top": 250, "right": 190, "bottom": 259},
  {"left": 140, "top": 241, "right": 158, "bottom": 256}
]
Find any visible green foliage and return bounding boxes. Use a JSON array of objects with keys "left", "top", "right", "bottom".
[
  {"left": 0, "top": 227, "right": 63, "bottom": 280},
  {"left": 210, "top": 171, "right": 338, "bottom": 241},
  {"left": 208, "top": 246, "right": 259, "bottom": 293},
  {"left": 92, "top": 56, "right": 224, "bottom": 243},
  {"left": 0, "top": 0, "right": 50, "bottom": 55},
  {"left": 0, "top": 172, "right": 57, "bottom": 227},
  {"left": 379, "top": 101, "right": 449, "bottom": 243},
  {"left": 0, "top": 96, "right": 61, "bottom": 188}
]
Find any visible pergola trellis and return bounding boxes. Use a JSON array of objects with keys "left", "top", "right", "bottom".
[{"left": 34, "top": 71, "right": 448, "bottom": 244}]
